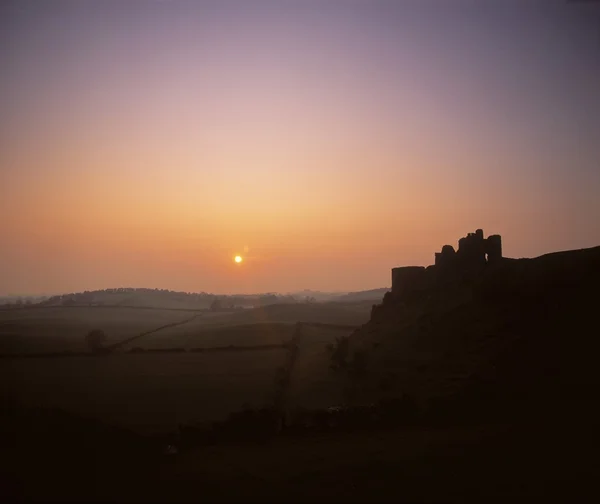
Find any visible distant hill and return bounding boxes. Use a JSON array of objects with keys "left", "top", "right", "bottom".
[
  {"left": 329, "top": 287, "right": 389, "bottom": 303},
  {"left": 287, "top": 290, "right": 346, "bottom": 302},
  {"left": 0, "top": 295, "right": 50, "bottom": 306},
  {"left": 4, "top": 287, "right": 393, "bottom": 311},
  {"left": 6, "top": 288, "right": 300, "bottom": 311}
]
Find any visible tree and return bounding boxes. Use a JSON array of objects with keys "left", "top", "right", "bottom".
[
  {"left": 329, "top": 336, "right": 350, "bottom": 370},
  {"left": 86, "top": 329, "right": 107, "bottom": 353},
  {"left": 62, "top": 297, "right": 76, "bottom": 306}
]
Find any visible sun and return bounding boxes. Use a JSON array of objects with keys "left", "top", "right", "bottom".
[{"left": 234, "top": 255, "right": 243, "bottom": 264}]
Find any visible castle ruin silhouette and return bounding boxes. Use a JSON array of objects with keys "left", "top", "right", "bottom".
[{"left": 391, "top": 229, "right": 502, "bottom": 298}]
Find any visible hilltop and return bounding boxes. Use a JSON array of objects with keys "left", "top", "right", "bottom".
[
  {"left": 2, "top": 287, "right": 388, "bottom": 311},
  {"left": 328, "top": 287, "right": 390, "bottom": 303},
  {"left": 332, "top": 230, "right": 600, "bottom": 422}
]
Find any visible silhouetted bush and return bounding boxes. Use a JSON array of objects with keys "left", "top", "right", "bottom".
[
  {"left": 85, "top": 329, "right": 107, "bottom": 353},
  {"left": 329, "top": 336, "right": 349, "bottom": 370}
]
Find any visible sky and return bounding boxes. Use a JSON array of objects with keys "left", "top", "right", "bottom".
[{"left": 1, "top": 0, "right": 599, "bottom": 295}]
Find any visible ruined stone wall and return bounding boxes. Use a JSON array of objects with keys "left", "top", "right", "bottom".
[
  {"left": 391, "top": 266, "right": 426, "bottom": 297},
  {"left": 435, "top": 245, "right": 456, "bottom": 268},
  {"left": 390, "top": 230, "right": 503, "bottom": 301},
  {"left": 485, "top": 234, "right": 502, "bottom": 264},
  {"left": 456, "top": 229, "right": 487, "bottom": 268},
  {"left": 435, "top": 229, "right": 502, "bottom": 271}
]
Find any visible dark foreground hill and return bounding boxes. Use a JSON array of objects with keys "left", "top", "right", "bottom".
[
  {"left": 340, "top": 245, "right": 600, "bottom": 420},
  {"left": 0, "top": 400, "right": 161, "bottom": 502},
  {"left": 2, "top": 396, "right": 598, "bottom": 503}
]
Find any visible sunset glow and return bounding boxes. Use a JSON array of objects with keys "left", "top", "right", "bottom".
[{"left": 1, "top": 0, "right": 599, "bottom": 296}]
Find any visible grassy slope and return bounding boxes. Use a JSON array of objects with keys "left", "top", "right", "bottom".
[
  {"left": 4, "top": 404, "right": 597, "bottom": 503},
  {"left": 336, "top": 246, "right": 600, "bottom": 411},
  {"left": 329, "top": 287, "right": 389, "bottom": 303},
  {"left": 123, "top": 302, "right": 369, "bottom": 350},
  {"left": 0, "top": 301, "right": 371, "bottom": 436},
  {"left": 287, "top": 325, "right": 352, "bottom": 410},
  {"left": 0, "top": 301, "right": 369, "bottom": 354},
  {"left": 0, "top": 307, "right": 193, "bottom": 354},
  {"left": 0, "top": 351, "right": 287, "bottom": 433},
  {"left": 125, "top": 321, "right": 296, "bottom": 350},
  {"left": 150, "top": 416, "right": 598, "bottom": 503},
  {"left": 221, "top": 302, "right": 371, "bottom": 326}
]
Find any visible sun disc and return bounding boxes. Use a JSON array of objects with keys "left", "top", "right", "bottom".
[{"left": 234, "top": 255, "right": 243, "bottom": 263}]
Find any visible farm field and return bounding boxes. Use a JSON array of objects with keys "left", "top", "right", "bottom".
[
  {"left": 0, "top": 350, "right": 287, "bottom": 434},
  {"left": 287, "top": 325, "right": 352, "bottom": 410},
  {"left": 123, "top": 321, "right": 296, "bottom": 350},
  {"left": 0, "top": 307, "right": 195, "bottom": 354},
  {"left": 0, "top": 302, "right": 370, "bottom": 435},
  {"left": 115, "top": 302, "right": 368, "bottom": 350},
  {"left": 215, "top": 303, "right": 370, "bottom": 327}
]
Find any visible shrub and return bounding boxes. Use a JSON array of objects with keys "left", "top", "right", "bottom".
[
  {"left": 85, "top": 329, "right": 107, "bottom": 353},
  {"left": 330, "top": 336, "right": 350, "bottom": 370}
]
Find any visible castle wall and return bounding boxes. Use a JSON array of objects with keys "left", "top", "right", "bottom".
[
  {"left": 456, "top": 229, "right": 487, "bottom": 268},
  {"left": 389, "top": 230, "right": 503, "bottom": 302},
  {"left": 391, "top": 266, "right": 426, "bottom": 297},
  {"left": 485, "top": 234, "right": 502, "bottom": 264},
  {"left": 435, "top": 244, "right": 456, "bottom": 268}
]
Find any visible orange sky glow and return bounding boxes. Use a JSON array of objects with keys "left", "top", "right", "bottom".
[{"left": 1, "top": 1, "right": 599, "bottom": 295}]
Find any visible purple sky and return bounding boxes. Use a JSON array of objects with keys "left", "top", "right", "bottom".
[{"left": 1, "top": 0, "right": 599, "bottom": 295}]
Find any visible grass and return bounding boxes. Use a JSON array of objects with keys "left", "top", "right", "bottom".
[
  {"left": 0, "top": 351, "right": 287, "bottom": 434},
  {"left": 4, "top": 398, "right": 598, "bottom": 503},
  {"left": 287, "top": 325, "right": 352, "bottom": 410},
  {"left": 0, "top": 303, "right": 369, "bottom": 355},
  {"left": 0, "top": 302, "right": 371, "bottom": 437},
  {"left": 216, "top": 303, "right": 371, "bottom": 327},
  {"left": 145, "top": 420, "right": 565, "bottom": 503},
  {"left": 125, "top": 321, "right": 297, "bottom": 350},
  {"left": 0, "top": 307, "right": 193, "bottom": 354}
]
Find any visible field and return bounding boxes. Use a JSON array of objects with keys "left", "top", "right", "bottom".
[
  {"left": 0, "top": 307, "right": 194, "bottom": 354},
  {"left": 287, "top": 324, "right": 351, "bottom": 410},
  {"left": 122, "top": 321, "right": 296, "bottom": 350},
  {"left": 219, "top": 302, "right": 371, "bottom": 326},
  {"left": 1, "top": 351, "right": 287, "bottom": 434},
  {"left": 0, "top": 302, "right": 370, "bottom": 433}
]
